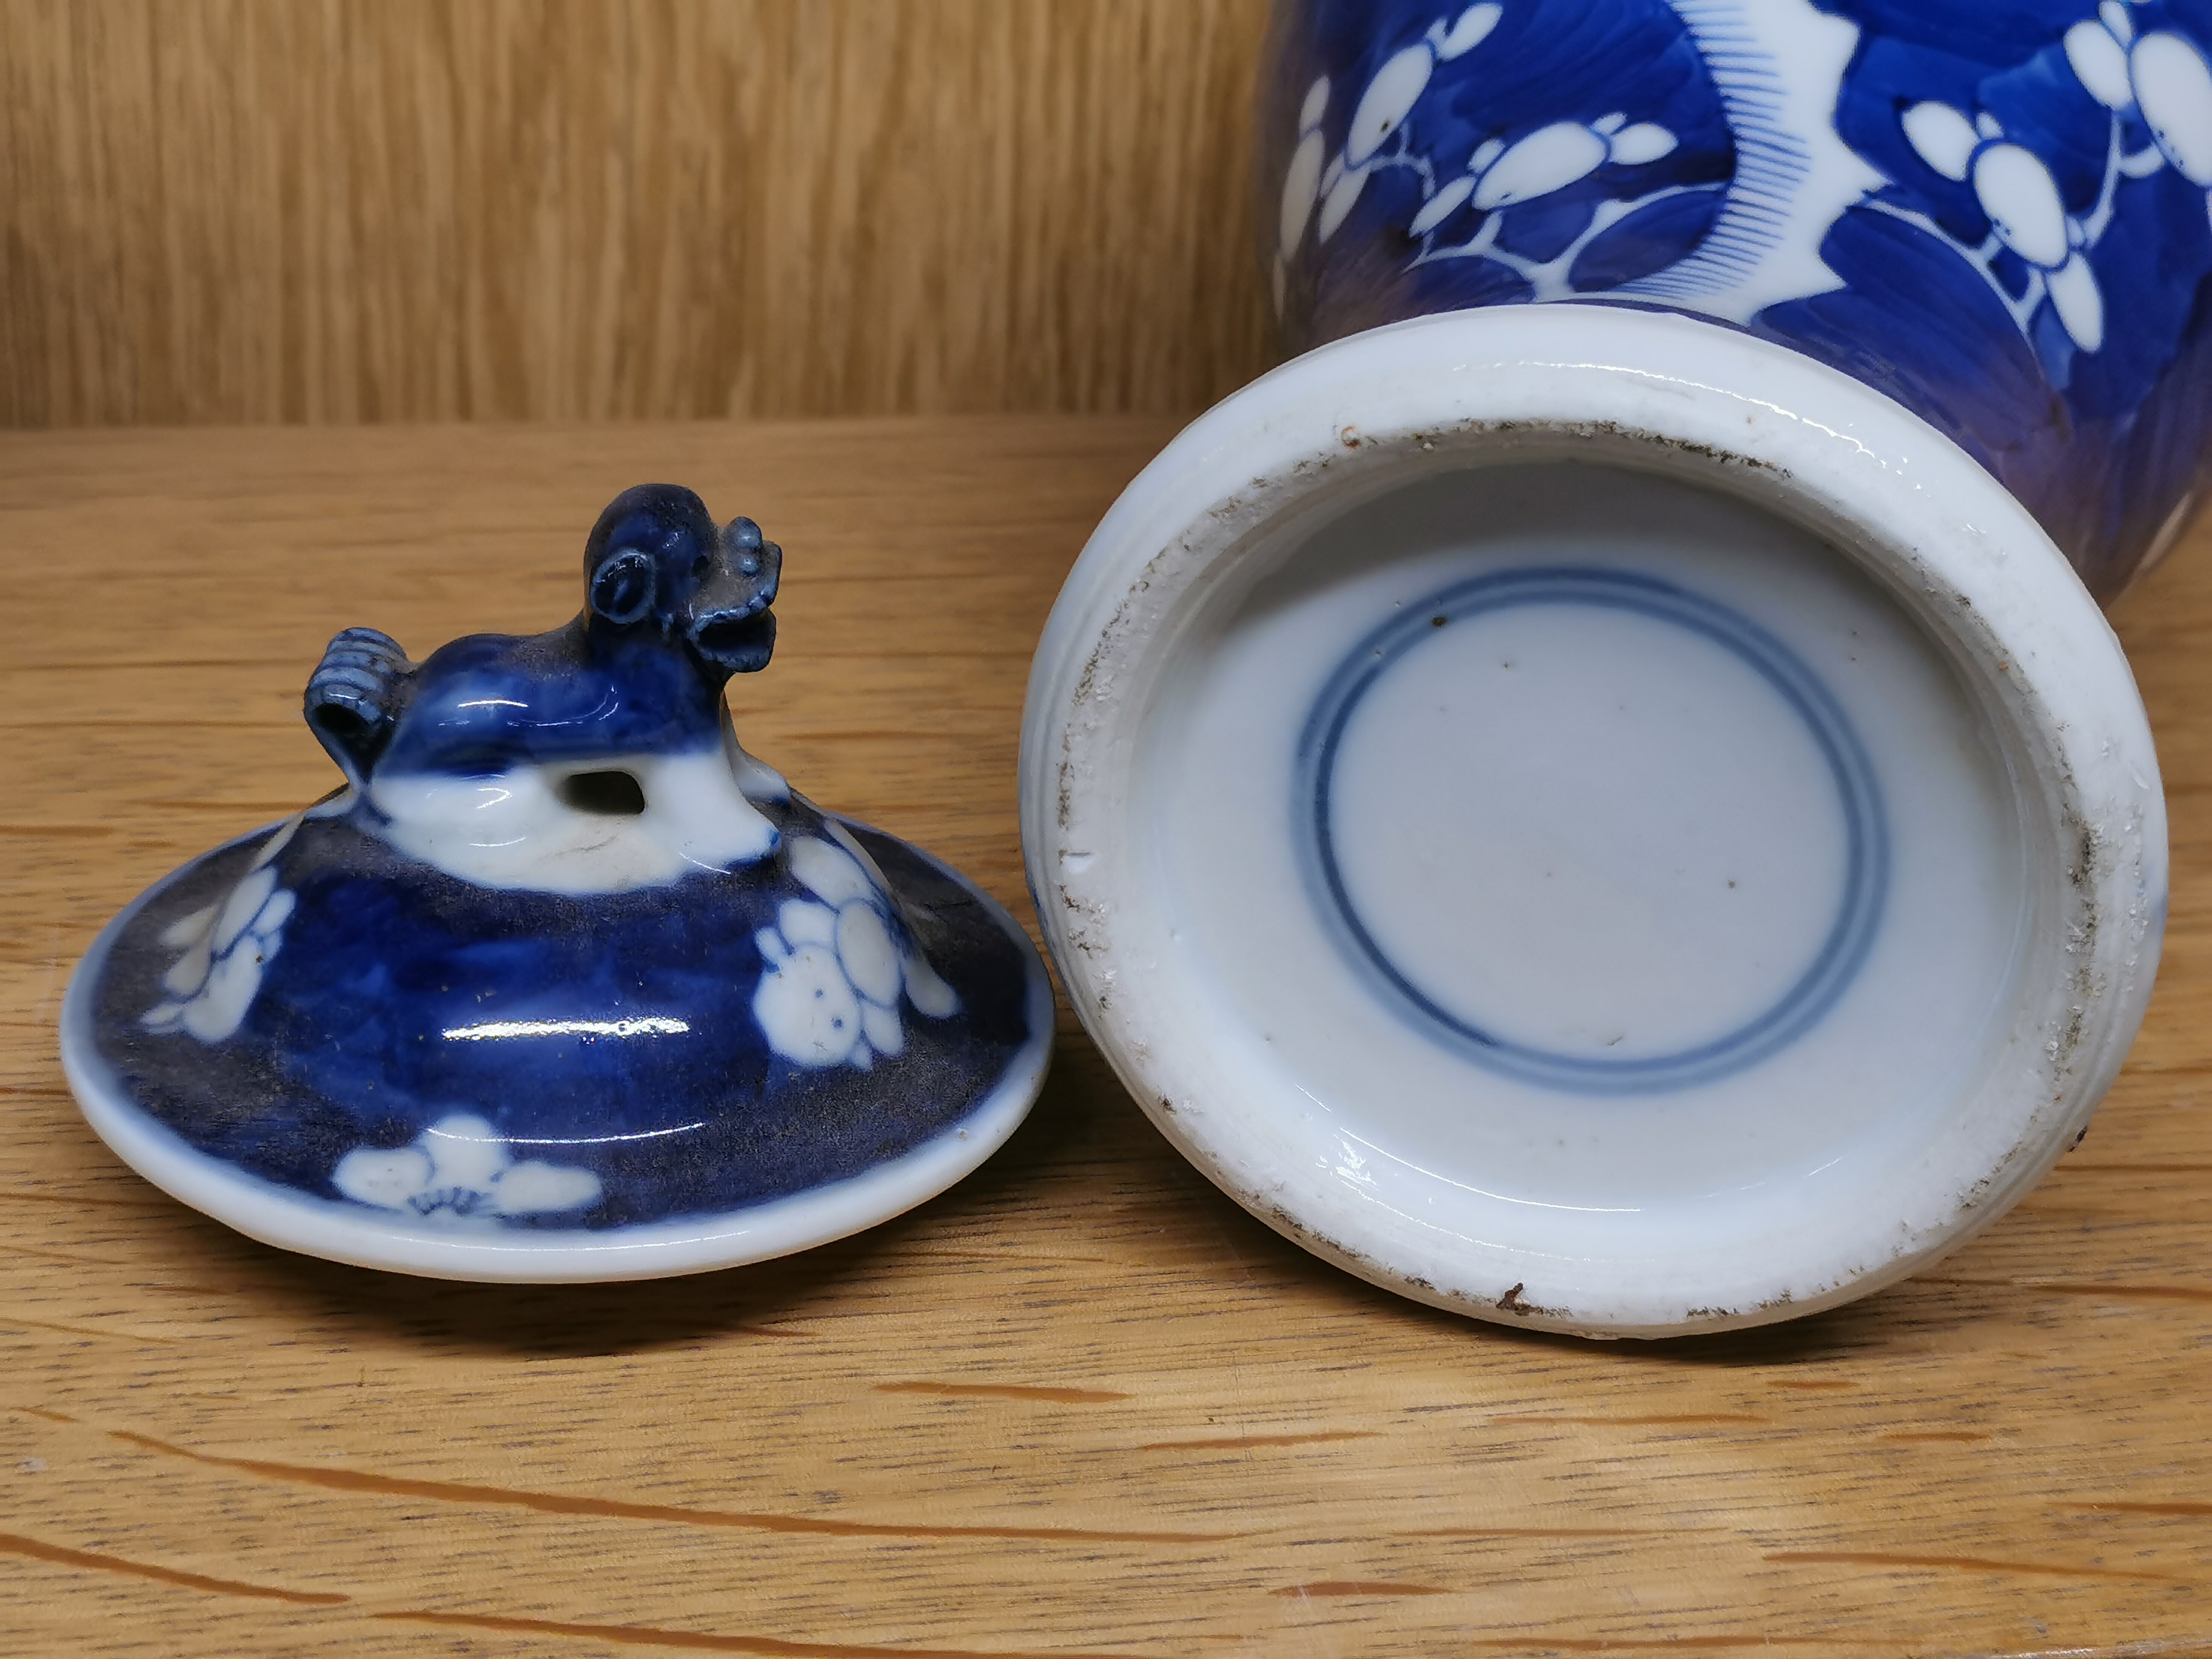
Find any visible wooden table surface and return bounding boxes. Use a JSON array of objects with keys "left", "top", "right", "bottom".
[{"left": 2, "top": 417, "right": 2209, "bottom": 1657}]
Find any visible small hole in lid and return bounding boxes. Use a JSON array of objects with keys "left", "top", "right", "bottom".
[{"left": 558, "top": 769, "right": 647, "bottom": 816}]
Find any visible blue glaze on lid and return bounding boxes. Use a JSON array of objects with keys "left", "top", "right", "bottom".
[
  {"left": 374, "top": 626, "right": 733, "bottom": 778},
  {"left": 88, "top": 802, "right": 1034, "bottom": 1229}
]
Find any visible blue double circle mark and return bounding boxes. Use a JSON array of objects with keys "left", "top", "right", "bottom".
[{"left": 1295, "top": 566, "right": 1889, "bottom": 1094}]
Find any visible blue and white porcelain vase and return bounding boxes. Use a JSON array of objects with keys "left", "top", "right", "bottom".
[
  {"left": 64, "top": 486, "right": 1053, "bottom": 1281},
  {"left": 1020, "top": 1, "right": 2189, "bottom": 1336}
]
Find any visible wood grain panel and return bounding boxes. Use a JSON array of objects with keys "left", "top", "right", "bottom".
[
  {"left": 0, "top": 1, "right": 1277, "bottom": 426},
  {"left": 1, "top": 418, "right": 2210, "bottom": 1653}
]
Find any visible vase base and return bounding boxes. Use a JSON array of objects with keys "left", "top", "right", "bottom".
[{"left": 1025, "top": 305, "right": 2165, "bottom": 1335}]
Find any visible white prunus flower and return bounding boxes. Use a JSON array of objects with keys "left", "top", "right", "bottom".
[
  {"left": 144, "top": 814, "right": 301, "bottom": 1043},
  {"left": 332, "top": 1113, "right": 602, "bottom": 1218},
  {"left": 752, "top": 835, "right": 960, "bottom": 1069}
]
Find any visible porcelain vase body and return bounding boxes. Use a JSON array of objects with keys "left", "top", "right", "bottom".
[{"left": 1261, "top": 0, "right": 2212, "bottom": 602}]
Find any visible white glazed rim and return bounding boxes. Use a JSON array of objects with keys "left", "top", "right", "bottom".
[
  {"left": 59, "top": 825, "right": 1056, "bottom": 1284},
  {"left": 1021, "top": 304, "right": 2167, "bottom": 1338}
]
